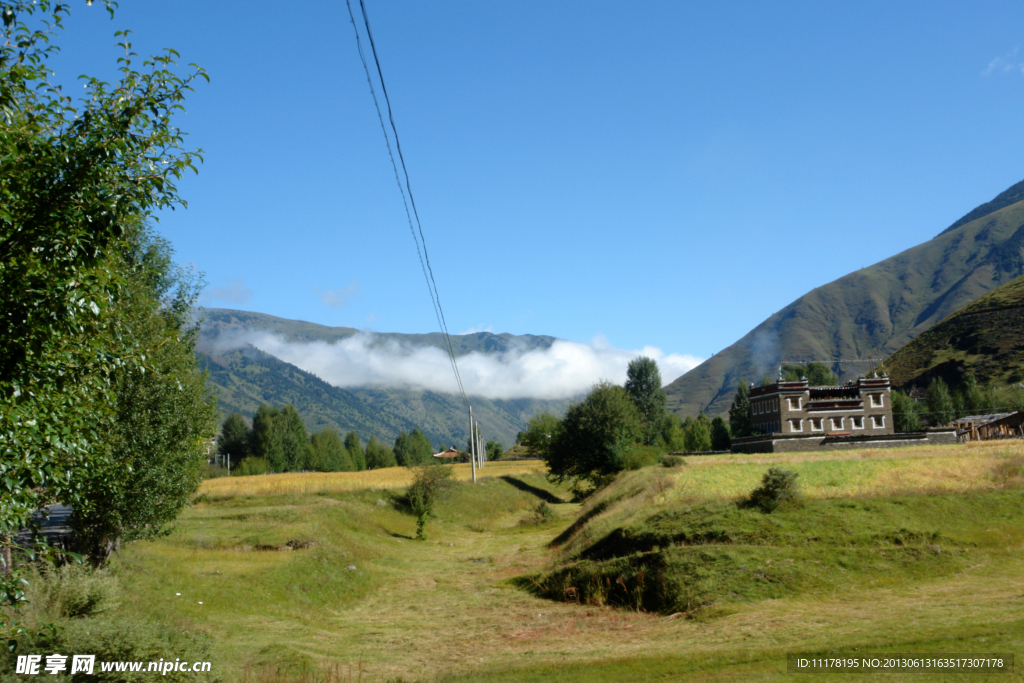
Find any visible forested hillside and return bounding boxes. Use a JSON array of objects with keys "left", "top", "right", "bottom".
[
  {"left": 197, "top": 311, "right": 569, "bottom": 448},
  {"left": 877, "top": 274, "right": 1024, "bottom": 391},
  {"left": 665, "top": 179, "right": 1024, "bottom": 417}
]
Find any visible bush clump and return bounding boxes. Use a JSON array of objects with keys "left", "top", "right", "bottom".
[
  {"left": 521, "top": 501, "right": 557, "bottom": 526},
  {"left": 747, "top": 468, "right": 800, "bottom": 513},
  {"left": 407, "top": 465, "right": 456, "bottom": 540}
]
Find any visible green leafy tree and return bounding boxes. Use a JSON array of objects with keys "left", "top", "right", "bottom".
[
  {"left": 956, "top": 373, "right": 988, "bottom": 415},
  {"left": 710, "top": 416, "right": 731, "bottom": 450},
  {"left": 624, "top": 356, "right": 667, "bottom": 445},
  {"left": 891, "top": 390, "right": 922, "bottom": 432},
  {"left": 72, "top": 229, "right": 217, "bottom": 564},
  {"left": 781, "top": 362, "right": 839, "bottom": 386},
  {"left": 728, "top": 381, "right": 752, "bottom": 438},
  {"left": 407, "top": 465, "right": 456, "bottom": 540},
  {"left": 521, "top": 412, "right": 561, "bottom": 459},
  {"left": 344, "top": 431, "right": 366, "bottom": 471},
  {"left": 394, "top": 429, "right": 433, "bottom": 467},
  {"left": 926, "top": 377, "right": 955, "bottom": 426},
  {"left": 308, "top": 429, "right": 351, "bottom": 472},
  {"left": 250, "top": 406, "right": 284, "bottom": 471},
  {"left": 217, "top": 413, "right": 250, "bottom": 468},
  {"left": 683, "top": 414, "right": 713, "bottom": 452},
  {"left": 661, "top": 413, "right": 685, "bottom": 450},
  {"left": 0, "top": 0, "right": 207, "bottom": 603},
  {"left": 278, "top": 405, "right": 309, "bottom": 471},
  {"left": 364, "top": 436, "right": 397, "bottom": 469},
  {"left": 485, "top": 440, "right": 504, "bottom": 461},
  {"left": 545, "top": 382, "right": 643, "bottom": 491}
]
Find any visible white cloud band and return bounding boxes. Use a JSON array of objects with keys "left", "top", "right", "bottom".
[{"left": 212, "top": 330, "right": 701, "bottom": 400}]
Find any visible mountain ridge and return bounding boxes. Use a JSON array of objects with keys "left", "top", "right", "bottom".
[
  {"left": 664, "top": 178, "right": 1024, "bottom": 417},
  {"left": 196, "top": 311, "right": 570, "bottom": 448}
]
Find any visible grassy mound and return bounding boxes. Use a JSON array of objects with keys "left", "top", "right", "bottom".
[{"left": 519, "top": 489, "right": 1024, "bottom": 615}]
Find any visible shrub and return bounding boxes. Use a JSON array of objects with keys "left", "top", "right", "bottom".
[
  {"left": 521, "top": 501, "right": 557, "bottom": 526},
  {"left": 407, "top": 465, "right": 456, "bottom": 540},
  {"left": 31, "top": 563, "right": 121, "bottom": 619},
  {"left": 233, "top": 457, "right": 272, "bottom": 476},
  {"left": 660, "top": 455, "right": 685, "bottom": 468},
  {"left": 747, "top": 468, "right": 800, "bottom": 513}
]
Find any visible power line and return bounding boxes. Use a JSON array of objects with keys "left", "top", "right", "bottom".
[{"left": 344, "top": 0, "right": 469, "bottom": 408}]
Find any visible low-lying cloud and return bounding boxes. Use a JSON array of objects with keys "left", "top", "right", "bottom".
[{"left": 213, "top": 330, "right": 702, "bottom": 400}]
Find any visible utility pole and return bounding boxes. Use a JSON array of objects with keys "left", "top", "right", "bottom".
[
  {"left": 478, "top": 427, "right": 485, "bottom": 468},
  {"left": 469, "top": 407, "right": 477, "bottom": 484}
]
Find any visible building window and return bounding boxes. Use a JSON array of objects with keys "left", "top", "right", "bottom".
[
  {"left": 872, "top": 415, "right": 885, "bottom": 429},
  {"left": 810, "top": 418, "right": 823, "bottom": 431},
  {"left": 870, "top": 393, "right": 883, "bottom": 408},
  {"left": 789, "top": 419, "right": 803, "bottom": 432},
  {"left": 851, "top": 416, "right": 864, "bottom": 430},
  {"left": 788, "top": 397, "right": 801, "bottom": 411},
  {"left": 830, "top": 417, "right": 844, "bottom": 431}
]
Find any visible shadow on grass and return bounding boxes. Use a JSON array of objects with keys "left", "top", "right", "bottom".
[
  {"left": 499, "top": 476, "right": 564, "bottom": 504},
  {"left": 549, "top": 500, "right": 611, "bottom": 548}
]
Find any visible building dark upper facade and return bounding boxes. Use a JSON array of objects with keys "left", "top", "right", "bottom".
[{"left": 748, "top": 374, "right": 893, "bottom": 437}]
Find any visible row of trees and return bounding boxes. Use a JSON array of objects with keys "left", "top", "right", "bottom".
[
  {"left": 2, "top": 0, "right": 216, "bottom": 607},
  {"left": 217, "top": 409, "right": 399, "bottom": 473},
  {"left": 217, "top": 410, "right": 511, "bottom": 474},
  {"left": 893, "top": 374, "right": 1024, "bottom": 431}
]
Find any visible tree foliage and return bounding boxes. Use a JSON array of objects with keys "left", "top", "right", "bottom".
[
  {"left": 364, "top": 436, "right": 397, "bottom": 469},
  {"left": 0, "top": 0, "right": 208, "bottom": 602},
  {"left": 682, "top": 414, "right": 712, "bottom": 452},
  {"left": 407, "top": 465, "right": 455, "bottom": 540},
  {"left": 710, "top": 416, "right": 731, "bottom": 451},
  {"left": 308, "top": 429, "right": 351, "bottom": 472},
  {"left": 217, "top": 413, "right": 250, "bottom": 467},
  {"left": 393, "top": 429, "right": 433, "bottom": 467},
  {"left": 485, "top": 440, "right": 504, "bottom": 461},
  {"left": 72, "top": 229, "right": 216, "bottom": 564},
  {"left": 344, "top": 431, "right": 366, "bottom": 471},
  {"left": 728, "top": 381, "right": 752, "bottom": 438},
  {"left": 780, "top": 362, "right": 839, "bottom": 386},
  {"left": 891, "top": 390, "right": 922, "bottom": 433},
  {"left": 624, "top": 356, "right": 667, "bottom": 445},
  {"left": 544, "top": 382, "right": 642, "bottom": 490},
  {"left": 521, "top": 412, "right": 561, "bottom": 460},
  {"left": 926, "top": 377, "right": 955, "bottom": 426}
]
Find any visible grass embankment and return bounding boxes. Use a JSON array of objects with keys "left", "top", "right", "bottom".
[{"left": 107, "top": 442, "right": 1024, "bottom": 682}]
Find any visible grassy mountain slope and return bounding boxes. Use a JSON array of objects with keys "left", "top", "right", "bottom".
[
  {"left": 665, "top": 180, "right": 1024, "bottom": 417},
  {"left": 877, "top": 274, "right": 1024, "bottom": 390},
  {"left": 197, "top": 311, "right": 569, "bottom": 448}
]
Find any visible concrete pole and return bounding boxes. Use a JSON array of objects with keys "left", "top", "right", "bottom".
[{"left": 469, "top": 407, "right": 477, "bottom": 484}]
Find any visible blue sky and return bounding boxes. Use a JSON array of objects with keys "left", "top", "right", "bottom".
[{"left": 51, "top": 1, "right": 1024, "bottom": 381}]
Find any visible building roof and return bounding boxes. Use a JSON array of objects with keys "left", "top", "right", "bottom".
[{"left": 432, "top": 446, "right": 460, "bottom": 459}]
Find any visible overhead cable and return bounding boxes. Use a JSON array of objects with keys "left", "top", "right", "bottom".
[{"left": 344, "top": 0, "right": 469, "bottom": 407}]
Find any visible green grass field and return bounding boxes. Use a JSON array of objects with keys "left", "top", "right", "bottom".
[{"left": 94, "top": 442, "right": 1024, "bottom": 682}]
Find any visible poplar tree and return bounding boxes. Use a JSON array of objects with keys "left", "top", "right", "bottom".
[
  {"left": 728, "top": 381, "right": 752, "bottom": 438},
  {"left": 926, "top": 378, "right": 955, "bottom": 426},
  {"left": 625, "top": 356, "right": 667, "bottom": 445}
]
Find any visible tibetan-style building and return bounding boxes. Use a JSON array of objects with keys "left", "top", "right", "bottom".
[{"left": 732, "top": 373, "right": 956, "bottom": 453}]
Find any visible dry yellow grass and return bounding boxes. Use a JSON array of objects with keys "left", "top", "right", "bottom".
[
  {"left": 199, "top": 460, "right": 548, "bottom": 498},
  {"left": 667, "top": 439, "right": 1024, "bottom": 502}
]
